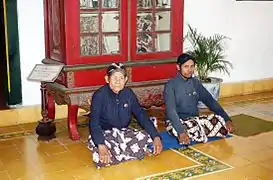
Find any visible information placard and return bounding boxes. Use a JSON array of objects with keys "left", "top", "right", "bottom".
[{"left": 27, "top": 64, "right": 64, "bottom": 82}]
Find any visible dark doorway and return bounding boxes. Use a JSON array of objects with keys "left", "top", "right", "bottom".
[
  {"left": 0, "top": 0, "right": 22, "bottom": 110},
  {"left": 0, "top": 0, "right": 8, "bottom": 110}
]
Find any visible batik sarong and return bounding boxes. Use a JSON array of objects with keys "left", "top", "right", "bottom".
[
  {"left": 87, "top": 128, "right": 153, "bottom": 169},
  {"left": 166, "top": 114, "right": 228, "bottom": 143}
]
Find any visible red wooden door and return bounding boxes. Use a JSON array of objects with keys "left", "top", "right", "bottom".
[
  {"left": 63, "top": 0, "right": 130, "bottom": 87},
  {"left": 130, "top": 0, "right": 183, "bottom": 82},
  {"left": 64, "top": 0, "right": 128, "bottom": 65}
]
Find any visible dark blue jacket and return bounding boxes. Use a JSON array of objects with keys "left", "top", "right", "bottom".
[
  {"left": 164, "top": 74, "right": 231, "bottom": 135},
  {"left": 89, "top": 84, "right": 159, "bottom": 146}
]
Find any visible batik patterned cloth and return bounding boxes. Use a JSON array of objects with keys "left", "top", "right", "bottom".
[
  {"left": 166, "top": 114, "right": 228, "bottom": 143},
  {"left": 87, "top": 128, "right": 153, "bottom": 169}
]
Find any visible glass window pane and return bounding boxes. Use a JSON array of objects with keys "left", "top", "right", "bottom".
[
  {"left": 102, "top": 0, "right": 119, "bottom": 8},
  {"left": 155, "top": 33, "right": 170, "bottom": 51},
  {"left": 155, "top": 11, "right": 170, "bottom": 31},
  {"left": 137, "top": 33, "right": 153, "bottom": 53},
  {"left": 80, "top": 35, "right": 99, "bottom": 56},
  {"left": 156, "top": 0, "right": 171, "bottom": 8},
  {"left": 102, "top": 12, "right": 119, "bottom": 32},
  {"left": 137, "top": 13, "right": 153, "bottom": 32},
  {"left": 137, "top": 0, "right": 153, "bottom": 9},
  {"left": 80, "top": 14, "right": 99, "bottom": 33},
  {"left": 80, "top": 0, "right": 99, "bottom": 9},
  {"left": 103, "top": 34, "right": 120, "bottom": 54}
]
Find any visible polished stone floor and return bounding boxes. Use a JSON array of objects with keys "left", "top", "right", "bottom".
[{"left": 0, "top": 92, "right": 273, "bottom": 179}]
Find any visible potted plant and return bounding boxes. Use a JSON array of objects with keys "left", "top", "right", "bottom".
[{"left": 184, "top": 24, "right": 233, "bottom": 108}]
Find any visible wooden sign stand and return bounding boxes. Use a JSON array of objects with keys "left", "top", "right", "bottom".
[{"left": 28, "top": 64, "right": 63, "bottom": 141}]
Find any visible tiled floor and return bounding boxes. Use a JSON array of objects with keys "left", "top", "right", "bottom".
[{"left": 1, "top": 92, "right": 273, "bottom": 179}]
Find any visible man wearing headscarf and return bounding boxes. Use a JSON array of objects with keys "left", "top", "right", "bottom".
[{"left": 164, "top": 53, "right": 233, "bottom": 145}]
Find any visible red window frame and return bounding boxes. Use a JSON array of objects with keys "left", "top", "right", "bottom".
[
  {"left": 64, "top": 0, "right": 128, "bottom": 65},
  {"left": 130, "top": 0, "right": 183, "bottom": 61}
]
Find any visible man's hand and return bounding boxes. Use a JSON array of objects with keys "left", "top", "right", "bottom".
[
  {"left": 178, "top": 132, "right": 190, "bottom": 145},
  {"left": 98, "top": 144, "right": 112, "bottom": 164},
  {"left": 153, "top": 136, "right": 163, "bottom": 155},
  {"left": 226, "top": 120, "right": 233, "bottom": 133}
]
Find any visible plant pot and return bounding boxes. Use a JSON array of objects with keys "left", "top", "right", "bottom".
[{"left": 198, "top": 77, "right": 223, "bottom": 109}]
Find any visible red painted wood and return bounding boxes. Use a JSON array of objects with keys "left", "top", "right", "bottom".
[
  {"left": 47, "top": 92, "right": 55, "bottom": 120},
  {"left": 63, "top": 0, "right": 75, "bottom": 65},
  {"left": 98, "top": 0, "right": 103, "bottom": 55},
  {"left": 44, "top": 0, "right": 67, "bottom": 62},
  {"left": 67, "top": 105, "right": 80, "bottom": 140},
  {"left": 172, "top": 0, "right": 184, "bottom": 55},
  {"left": 44, "top": 0, "right": 184, "bottom": 87},
  {"left": 74, "top": 69, "right": 106, "bottom": 87},
  {"left": 55, "top": 72, "right": 66, "bottom": 86},
  {"left": 48, "top": 0, "right": 61, "bottom": 61},
  {"left": 43, "top": 0, "right": 50, "bottom": 58},
  {"left": 132, "top": 64, "right": 177, "bottom": 82},
  {"left": 59, "top": 0, "right": 66, "bottom": 61}
]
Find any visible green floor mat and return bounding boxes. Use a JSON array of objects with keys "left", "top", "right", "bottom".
[{"left": 231, "top": 114, "right": 273, "bottom": 137}]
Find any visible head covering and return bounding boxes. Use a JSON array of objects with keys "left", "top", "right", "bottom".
[
  {"left": 177, "top": 53, "right": 196, "bottom": 65},
  {"left": 106, "top": 62, "right": 127, "bottom": 76}
]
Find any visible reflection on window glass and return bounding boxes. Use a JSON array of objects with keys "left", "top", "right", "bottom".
[
  {"left": 137, "top": 13, "right": 153, "bottom": 32},
  {"left": 156, "top": 0, "right": 171, "bottom": 8},
  {"left": 102, "top": 12, "right": 119, "bottom": 32},
  {"left": 156, "top": 33, "right": 170, "bottom": 51},
  {"left": 102, "top": 0, "right": 119, "bottom": 8},
  {"left": 137, "top": 0, "right": 153, "bottom": 8},
  {"left": 136, "top": 0, "right": 172, "bottom": 54},
  {"left": 80, "top": 0, "right": 99, "bottom": 9},
  {"left": 80, "top": 35, "right": 99, "bottom": 56},
  {"left": 137, "top": 33, "right": 153, "bottom": 53},
  {"left": 103, "top": 34, "right": 120, "bottom": 54},
  {"left": 80, "top": 14, "right": 99, "bottom": 33},
  {"left": 155, "top": 11, "right": 170, "bottom": 31}
]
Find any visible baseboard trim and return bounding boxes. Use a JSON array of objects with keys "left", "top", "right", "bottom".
[
  {"left": 0, "top": 105, "right": 86, "bottom": 127},
  {"left": 0, "top": 78, "right": 273, "bottom": 127},
  {"left": 220, "top": 77, "right": 273, "bottom": 98}
]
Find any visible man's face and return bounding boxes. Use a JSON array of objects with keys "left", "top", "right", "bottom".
[
  {"left": 177, "top": 60, "right": 195, "bottom": 78},
  {"left": 105, "top": 71, "right": 127, "bottom": 93}
]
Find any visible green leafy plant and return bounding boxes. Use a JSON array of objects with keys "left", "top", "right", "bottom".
[{"left": 184, "top": 24, "right": 233, "bottom": 82}]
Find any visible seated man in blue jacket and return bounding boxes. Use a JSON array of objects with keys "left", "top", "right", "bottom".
[
  {"left": 164, "top": 53, "right": 233, "bottom": 145},
  {"left": 88, "top": 62, "right": 162, "bottom": 169}
]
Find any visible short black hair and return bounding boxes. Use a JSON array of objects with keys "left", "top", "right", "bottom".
[{"left": 177, "top": 53, "right": 196, "bottom": 65}]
